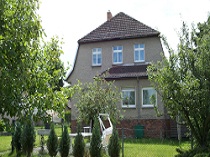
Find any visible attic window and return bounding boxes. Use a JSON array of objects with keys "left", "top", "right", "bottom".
[{"left": 92, "top": 48, "right": 102, "bottom": 66}]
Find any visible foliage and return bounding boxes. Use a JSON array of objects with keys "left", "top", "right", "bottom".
[
  {"left": 59, "top": 125, "right": 70, "bottom": 157},
  {"left": 0, "top": 0, "right": 75, "bottom": 123},
  {"left": 175, "top": 147, "right": 210, "bottom": 157},
  {"left": 13, "top": 122, "right": 22, "bottom": 157},
  {"left": 108, "top": 127, "right": 120, "bottom": 157},
  {"left": 47, "top": 123, "right": 58, "bottom": 157},
  {"left": 64, "top": 110, "right": 71, "bottom": 124},
  {"left": 0, "top": 120, "right": 5, "bottom": 132},
  {"left": 75, "top": 77, "right": 121, "bottom": 125},
  {"left": 73, "top": 125, "right": 85, "bottom": 157},
  {"left": 90, "top": 118, "right": 102, "bottom": 157},
  {"left": 21, "top": 118, "right": 36, "bottom": 157},
  {"left": 148, "top": 15, "right": 210, "bottom": 148}
]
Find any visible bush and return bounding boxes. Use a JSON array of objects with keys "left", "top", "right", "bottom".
[
  {"left": 90, "top": 119, "right": 101, "bottom": 157},
  {"left": 108, "top": 127, "right": 120, "bottom": 157},
  {"left": 13, "top": 122, "right": 22, "bottom": 157},
  {"left": 47, "top": 123, "right": 58, "bottom": 157},
  {"left": 21, "top": 118, "right": 36, "bottom": 157},
  {"left": 59, "top": 125, "right": 70, "bottom": 157},
  {"left": 175, "top": 147, "right": 210, "bottom": 157},
  {"left": 0, "top": 120, "right": 5, "bottom": 132},
  {"left": 73, "top": 125, "right": 85, "bottom": 157}
]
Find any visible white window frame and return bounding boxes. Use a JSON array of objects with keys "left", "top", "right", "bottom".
[
  {"left": 121, "top": 88, "right": 136, "bottom": 108},
  {"left": 142, "top": 87, "right": 157, "bottom": 108},
  {"left": 134, "top": 44, "right": 145, "bottom": 62},
  {"left": 92, "top": 48, "right": 102, "bottom": 66},
  {"left": 113, "top": 46, "right": 123, "bottom": 64}
]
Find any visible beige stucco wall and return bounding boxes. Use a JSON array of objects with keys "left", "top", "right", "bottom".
[
  {"left": 69, "top": 37, "right": 163, "bottom": 85},
  {"left": 68, "top": 37, "right": 164, "bottom": 121},
  {"left": 113, "top": 79, "right": 164, "bottom": 120}
]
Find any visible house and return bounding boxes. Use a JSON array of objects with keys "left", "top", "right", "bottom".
[{"left": 67, "top": 11, "right": 173, "bottom": 138}]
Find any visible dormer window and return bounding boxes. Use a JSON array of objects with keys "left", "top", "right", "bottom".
[
  {"left": 113, "top": 46, "right": 123, "bottom": 64},
  {"left": 92, "top": 48, "right": 102, "bottom": 66},
  {"left": 134, "top": 44, "right": 145, "bottom": 62}
]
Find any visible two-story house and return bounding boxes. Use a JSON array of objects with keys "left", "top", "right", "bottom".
[{"left": 67, "top": 11, "right": 171, "bottom": 138}]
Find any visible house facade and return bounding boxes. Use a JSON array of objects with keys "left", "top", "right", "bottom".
[{"left": 67, "top": 11, "right": 172, "bottom": 138}]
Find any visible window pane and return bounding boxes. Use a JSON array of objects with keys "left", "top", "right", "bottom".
[
  {"left": 143, "top": 88, "right": 156, "bottom": 105},
  {"left": 98, "top": 54, "right": 101, "bottom": 64},
  {"left": 140, "top": 44, "right": 144, "bottom": 48},
  {"left": 134, "top": 51, "right": 139, "bottom": 61},
  {"left": 122, "top": 89, "right": 135, "bottom": 106},
  {"left": 118, "top": 52, "right": 122, "bottom": 62},
  {"left": 134, "top": 44, "right": 139, "bottom": 49},
  {"left": 113, "top": 53, "right": 117, "bottom": 62},
  {"left": 140, "top": 50, "right": 144, "bottom": 61},
  {"left": 93, "top": 54, "right": 96, "bottom": 64}
]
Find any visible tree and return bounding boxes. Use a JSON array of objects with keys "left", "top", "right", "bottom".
[
  {"left": 13, "top": 122, "right": 22, "bottom": 157},
  {"left": 0, "top": 0, "right": 74, "bottom": 122},
  {"left": 59, "top": 125, "right": 70, "bottom": 157},
  {"left": 148, "top": 16, "right": 210, "bottom": 149},
  {"left": 21, "top": 118, "right": 36, "bottom": 157},
  {"left": 90, "top": 118, "right": 102, "bottom": 157},
  {"left": 47, "top": 123, "right": 58, "bottom": 157},
  {"left": 73, "top": 125, "right": 85, "bottom": 157},
  {"left": 108, "top": 126, "right": 120, "bottom": 157},
  {"left": 75, "top": 77, "right": 121, "bottom": 126}
]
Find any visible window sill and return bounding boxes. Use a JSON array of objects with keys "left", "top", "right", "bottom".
[
  {"left": 122, "top": 105, "right": 136, "bottom": 109},
  {"left": 92, "top": 65, "right": 102, "bottom": 67},
  {"left": 142, "top": 105, "right": 154, "bottom": 108}
]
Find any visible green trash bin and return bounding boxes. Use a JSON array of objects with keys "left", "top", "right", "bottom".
[{"left": 134, "top": 125, "right": 144, "bottom": 138}]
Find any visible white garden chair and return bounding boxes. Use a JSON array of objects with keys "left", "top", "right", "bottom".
[{"left": 98, "top": 113, "right": 113, "bottom": 152}]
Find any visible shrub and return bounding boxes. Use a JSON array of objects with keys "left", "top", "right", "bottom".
[
  {"left": 108, "top": 127, "right": 120, "bottom": 157},
  {"left": 13, "top": 122, "right": 22, "bottom": 157},
  {"left": 47, "top": 123, "right": 58, "bottom": 157},
  {"left": 175, "top": 147, "right": 210, "bottom": 157},
  {"left": 90, "top": 119, "right": 101, "bottom": 157},
  {"left": 21, "top": 118, "right": 36, "bottom": 157},
  {"left": 73, "top": 125, "right": 85, "bottom": 157},
  {"left": 0, "top": 120, "right": 5, "bottom": 132},
  {"left": 59, "top": 125, "right": 70, "bottom": 157}
]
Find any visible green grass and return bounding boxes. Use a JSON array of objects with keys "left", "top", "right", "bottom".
[
  {"left": 123, "top": 138, "right": 190, "bottom": 157},
  {"left": 0, "top": 125, "right": 70, "bottom": 153},
  {"left": 0, "top": 130, "right": 191, "bottom": 157},
  {"left": 0, "top": 136, "right": 12, "bottom": 152}
]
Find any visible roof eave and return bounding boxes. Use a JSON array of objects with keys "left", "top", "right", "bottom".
[{"left": 78, "top": 33, "right": 160, "bottom": 44}]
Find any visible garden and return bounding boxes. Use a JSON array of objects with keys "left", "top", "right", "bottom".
[{"left": 0, "top": 120, "right": 191, "bottom": 157}]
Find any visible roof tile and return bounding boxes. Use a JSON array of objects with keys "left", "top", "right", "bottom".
[{"left": 78, "top": 12, "right": 159, "bottom": 43}]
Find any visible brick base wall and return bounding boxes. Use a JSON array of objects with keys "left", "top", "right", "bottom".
[
  {"left": 70, "top": 118, "right": 170, "bottom": 138},
  {"left": 117, "top": 119, "right": 170, "bottom": 138}
]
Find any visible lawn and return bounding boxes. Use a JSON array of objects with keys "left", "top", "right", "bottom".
[
  {"left": 0, "top": 131, "right": 190, "bottom": 157},
  {"left": 123, "top": 138, "right": 190, "bottom": 157},
  {"left": 0, "top": 125, "right": 70, "bottom": 153}
]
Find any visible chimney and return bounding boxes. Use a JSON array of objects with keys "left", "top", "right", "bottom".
[{"left": 107, "top": 10, "right": 112, "bottom": 21}]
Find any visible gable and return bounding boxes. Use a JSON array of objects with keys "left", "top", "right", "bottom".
[{"left": 78, "top": 12, "right": 159, "bottom": 44}]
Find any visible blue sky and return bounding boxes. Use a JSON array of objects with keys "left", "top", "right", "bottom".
[{"left": 39, "top": 0, "right": 210, "bottom": 70}]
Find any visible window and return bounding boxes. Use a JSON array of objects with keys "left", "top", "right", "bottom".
[
  {"left": 113, "top": 46, "right": 123, "bottom": 64},
  {"left": 122, "top": 88, "right": 136, "bottom": 108},
  {"left": 134, "top": 44, "right": 145, "bottom": 62},
  {"left": 142, "top": 87, "right": 157, "bottom": 107},
  {"left": 92, "top": 48, "right": 102, "bottom": 66}
]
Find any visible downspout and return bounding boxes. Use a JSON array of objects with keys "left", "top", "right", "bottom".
[{"left": 137, "top": 77, "right": 140, "bottom": 119}]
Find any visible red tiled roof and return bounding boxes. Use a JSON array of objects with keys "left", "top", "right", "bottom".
[
  {"left": 101, "top": 64, "right": 149, "bottom": 80},
  {"left": 78, "top": 12, "right": 159, "bottom": 44}
]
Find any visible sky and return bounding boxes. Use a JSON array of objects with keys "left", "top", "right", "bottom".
[{"left": 38, "top": 0, "right": 210, "bottom": 70}]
